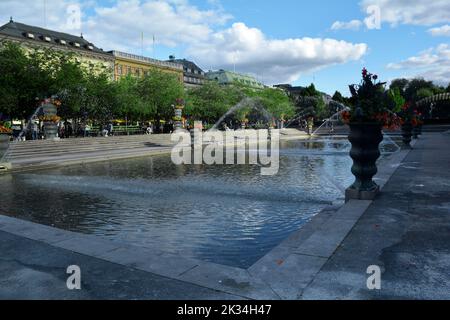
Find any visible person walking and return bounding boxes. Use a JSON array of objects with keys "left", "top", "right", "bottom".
[
  {"left": 108, "top": 123, "right": 114, "bottom": 137},
  {"left": 31, "top": 122, "right": 38, "bottom": 140}
]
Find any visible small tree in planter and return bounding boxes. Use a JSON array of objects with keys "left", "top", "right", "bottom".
[{"left": 340, "top": 68, "right": 401, "bottom": 201}]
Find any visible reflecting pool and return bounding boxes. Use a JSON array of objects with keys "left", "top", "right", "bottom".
[{"left": 0, "top": 138, "right": 394, "bottom": 268}]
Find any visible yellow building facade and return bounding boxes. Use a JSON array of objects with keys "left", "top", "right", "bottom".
[{"left": 111, "top": 51, "right": 183, "bottom": 83}]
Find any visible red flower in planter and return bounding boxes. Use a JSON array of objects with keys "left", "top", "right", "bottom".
[{"left": 362, "top": 68, "right": 368, "bottom": 77}]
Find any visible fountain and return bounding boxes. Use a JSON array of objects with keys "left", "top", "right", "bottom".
[
  {"left": 17, "top": 104, "right": 43, "bottom": 141},
  {"left": 311, "top": 109, "right": 349, "bottom": 136},
  {"left": 210, "top": 97, "right": 274, "bottom": 131}
]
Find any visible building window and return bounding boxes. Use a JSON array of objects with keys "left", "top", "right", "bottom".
[
  {"left": 127, "top": 66, "right": 131, "bottom": 75},
  {"left": 117, "top": 65, "right": 123, "bottom": 75}
]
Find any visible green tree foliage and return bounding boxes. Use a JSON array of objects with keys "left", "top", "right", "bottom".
[
  {"left": 403, "top": 79, "right": 434, "bottom": 101},
  {"left": 389, "top": 78, "right": 409, "bottom": 95},
  {"left": 332, "top": 91, "right": 344, "bottom": 103},
  {"left": 0, "top": 42, "right": 43, "bottom": 119},
  {"left": 241, "top": 86, "right": 295, "bottom": 120},
  {"left": 416, "top": 88, "right": 434, "bottom": 101},
  {"left": 390, "top": 77, "right": 446, "bottom": 102},
  {"left": 185, "top": 82, "right": 294, "bottom": 124},
  {"left": 137, "top": 69, "right": 185, "bottom": 123},
  {"left": 185, "top": 81, "right": 242, "bottom": 123},
  {"left": 114, "top": 75, "right": 143, "bottom": 121},
  {"left": 294, "top": 83, "right": 327, "bottom": 119}
]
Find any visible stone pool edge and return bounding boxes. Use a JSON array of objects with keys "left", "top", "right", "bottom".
[{"left": 0, "top": 141, "right": 416, "bottom": 300}]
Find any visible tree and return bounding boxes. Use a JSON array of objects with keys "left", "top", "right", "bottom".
[
  {"left": 390, "top": 78, "right": 409, "bottom": 95},
  {"left": 294, "top": 83, "right": 327, "bottom": 120},
  {"left": 82, "top": 72, "right": 118, "bottom": 125},
  {"left": 245, "top": 87, "right": 295, "bottom": 121},
  {"left": 0, "top": 42, "right": 44, "bottom": 119},
  {"left": 416, "top": 88, "right": 434, "bottom": 101},
  {"left": 332, "top": 91, "right": 344, "bottom": 103},
  {"left": 404, "top": 78, "right": 434, "bottom": 101},
  {"left": 185, "top": 81, "right": 249, "bottom": 124},
  {"left": 137, "top": 69, "right": 184, "bottom": 124},
  {"left": 114, "top": 75, "right": 144, "bottom": 121}
]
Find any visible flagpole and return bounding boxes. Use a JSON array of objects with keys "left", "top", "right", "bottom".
[
  {"left": 141, "top": 32, "right": 144, "bottom": 57},
  {"left": 44, "top": 0, "right": 47, "bottom": 27},
  {"left": 152, "top": 34, "right": 155, "bottom": 58}
]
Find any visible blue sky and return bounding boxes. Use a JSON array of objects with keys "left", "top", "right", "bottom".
[{"left": 1, "top": 0, "right": 449, "bottom": 95}]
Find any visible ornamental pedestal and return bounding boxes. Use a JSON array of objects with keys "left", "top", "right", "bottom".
[
  {"left": 345, "top": 123, "right": 383, "bottom": 202},
  {"left": 42, "top": 102, "right": 58, "bottom": 140},
  {"left": 0, "top": 134, "right": 11, "bottom": 172},
  {"left": 401, "top": 123, "right": 413, "bottom": 148}
]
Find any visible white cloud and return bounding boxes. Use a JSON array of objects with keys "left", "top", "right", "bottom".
[
  {"left": 0, "top": 0, "right": 86, "bottom": 32},
  {"left": 188, "top": 23, "right": 368, "bottom": 84},
  {"left": 387, "top": 44, "right": 450, "bottom": 85},
  {"left": 0, "top": 0, "right": 232, "bottom": 51},
  {"left": 84, "top": 0, "right": 232, "bottom": 51},
  {"left": 331, "top": 20, "right": 363, "bottom": 31},
  {"left": 0, "top": 1, "right": 368, "bottom": 84},
  {"left": 428, "top": 25, "right": 450, "bottom": 37},
  {"left": 361, "top": 0, "right": 450, "bottom": 26}
]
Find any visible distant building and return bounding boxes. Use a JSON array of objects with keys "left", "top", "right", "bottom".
[
  {"left": 274, "top": 84, "right": 307, "bottom": 98},
  {"left": 0, "top": 18, "right": 114, "bottom": 73},
  {"left": 206, "top": 70, "right": 264, "bottom": 89},
  {"left": 167, "top": 56, "right": 206, "bottom": 88},
  {"left": 111, "top": 51, "right": 183, "bottom": 83}
]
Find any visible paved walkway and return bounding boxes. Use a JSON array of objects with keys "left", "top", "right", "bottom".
[
  {"left": 0, "top": 132, "right": 449, "bottom": 299},
  {"left": 301, "top": 132, "right": 450, "bottom": 299},
  {"left": 0, "top": 230, "right": 240, "bottom": 300}
]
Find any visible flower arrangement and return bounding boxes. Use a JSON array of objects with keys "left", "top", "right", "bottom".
[
  {"left": 175, "top": 98, "right": 185, "bottom": 107},
  {"left": 53, "top": 99, "right": 62, "bottom": 107},
  {"left": 398, "top": 102, "right": 422, "bottom": 127},
  {"left": 39, "top": 115, "right": 61, "bottom": 123},
  {"left": 0, "top": 124, "right": 12, "bottom": 134},
  {"left": 341, "top": 68, "right": 400, "bottom": 130}
]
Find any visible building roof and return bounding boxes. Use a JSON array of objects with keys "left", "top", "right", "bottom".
[
  {"left": 167, "top": 58, "right": 205, "bottom": 74},
  {"left": 0, "top": 19, "right": 111, "bottom": 57},
  {"left": 111, "top": 51, "right": 183, "bottom": 70},
  {"left": 206, "top": 69, "right": 264, "bottom": 88}
]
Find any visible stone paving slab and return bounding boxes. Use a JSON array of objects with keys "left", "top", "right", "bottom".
[
  {"left": 249, "top": 253, "right": 328, "bottom": 300},
  {"left": 177, "top": 262, "right": 278, "bottom": 300},
  {"left": 0, "top": 231, "right": 240, "bottom": 300}
]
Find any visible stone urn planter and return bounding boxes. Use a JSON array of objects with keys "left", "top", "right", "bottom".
[
  {"left": 0, "top": 134, "right": 10, "bottom": 158},
  {"left": 42, "top": 102, "right": 59, "bottom": 140},
  {"left": 401, "top": 123, "right": 413, "bottom": 148},
  {"left": 413, "top": 125, "right": 419, "bottom": 139},
  {"left": 417, "top": 124, "right": 423, "bottom": 136},
  {"left": 345, "top": 122, "right": 383, "bottom": 201},
  {"left": 44, "top": 122, "right": 58, "bottom": 140}
]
